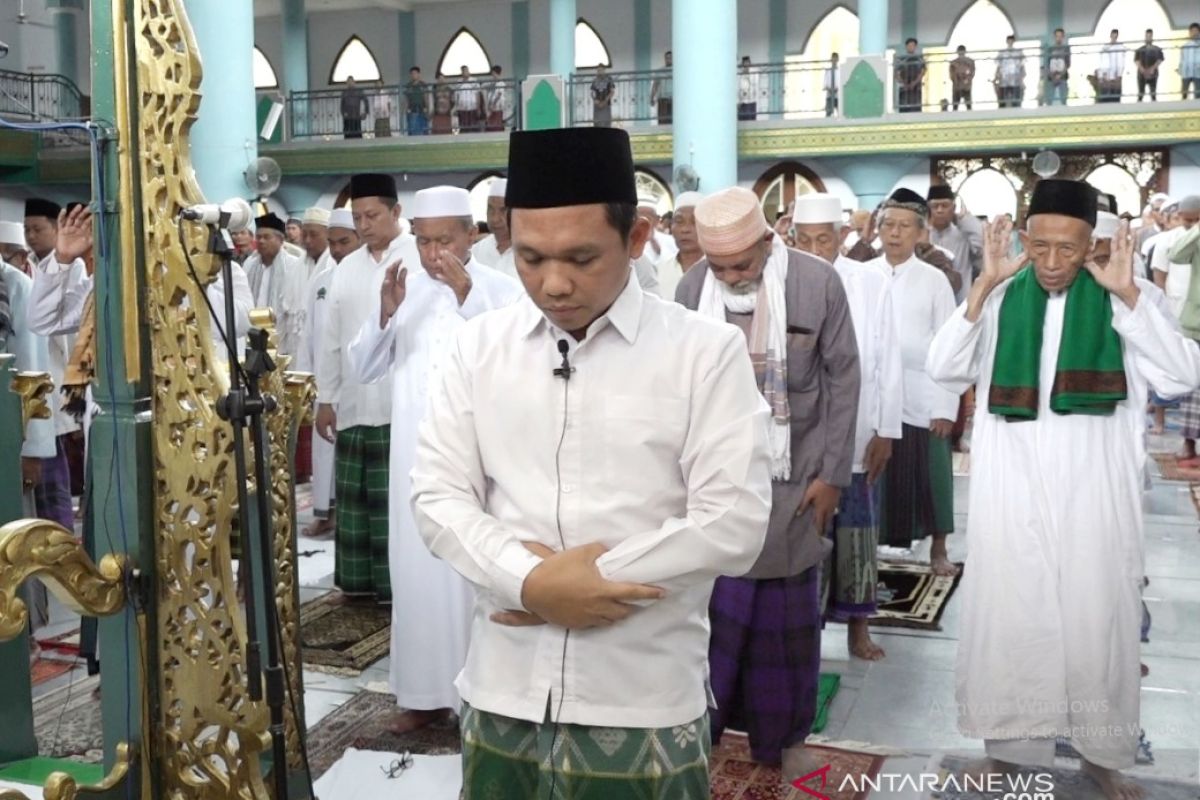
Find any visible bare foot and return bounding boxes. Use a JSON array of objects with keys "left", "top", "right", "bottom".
[
  {"left": 302, "top": 518, "right": 335, "bottom": 539},
  {"left": 930, "top": 553, "right": 961, "bottom": 577},
  {"left": 385, "top": 707, "right": 453, "bottom": 735},
  {"left": 848, "top": 618, "right": 885, "bottom": 661},
  {"left": 1081, "top": 759, "right": 1145, "bottom": 800}
]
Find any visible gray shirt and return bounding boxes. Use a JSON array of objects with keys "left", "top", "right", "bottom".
[
  {"left": 930, "top": 215, "right": 983, "bottom": 304},
  {"left": 675, "top": 247, "right": 861, "bottom": 578}
]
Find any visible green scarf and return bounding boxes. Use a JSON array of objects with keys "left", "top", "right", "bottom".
[{"left": 989, "top": 267, "right": 1127, "bottom": 420}]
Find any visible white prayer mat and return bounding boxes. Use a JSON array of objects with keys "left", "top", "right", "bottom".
[{"left": 312, "top": 748, "right": 461, "bottom": 800}]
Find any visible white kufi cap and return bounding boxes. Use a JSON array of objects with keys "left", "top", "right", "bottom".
[
  {"left": 412, "top": 186, "right": 473, "bottom": 219},
  {"left": 792, "top": 193, "right": 844, "bottom": 225},
  {"left": 329, "top": 208, "right": 355, "bottom": 230},
  {"left": 488, "top": 178, "right": 508, "bottom": 198}
]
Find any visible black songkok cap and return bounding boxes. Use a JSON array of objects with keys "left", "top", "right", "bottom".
[
  {"left": 349, "top": 173, "right": 398, "bottom": 202},
  {"left": 255, "top": 212, "right": 287, "bottom": 234},
  {"left": 927, "top": 184, "right": 955, "bottom": 202},
  {"left": 25, "top": 198, "right": 62, "bottom": 220},
  {"left": 1027, "top": 179, "right": 1098, "bottom": 228},
  {"left": 506, "top": 127, "right": 637, "bottom": 209},
  {"left": 883, "top": 187, "right": 929, "bottom": 218}
]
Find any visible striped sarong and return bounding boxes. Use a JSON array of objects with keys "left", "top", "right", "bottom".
[
  {"left": 334, "top": 425, "right": 390, "bottom": 600},
  {"left": 707, "top": 566, "right": 821, "bottom": 765},
  {"left": 823, "top": 472, "right": 879, "bottom": 621},
  {"left": 35, "top": 435, "right": 75, "bottom": 530},
  {"left": 461, "top": 702, "right": 711, "bottom": 799},
  {"left": 880, "top": 423, "right": 954, "bottom": 548}
]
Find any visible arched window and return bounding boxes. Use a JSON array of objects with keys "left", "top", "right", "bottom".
[
  {"left": 923, "top": 0, "right": 1040, "bottom": 111},
  {"left": 635, "top": 169, "right": 674, "bottom": 213},
  {"left": 1085, "top": 164, "right": 1141, "bottom": 217},
  {"left": 253, "top": 47, "right": 279, "bottom": 90},
  {"left": 1069, "top": 0, "right": 1176, "bottom": 105},
  {"left": 329, "top": 36, "right": 381, "bottom": 84},
  {"left": 438, "top": 28, "right": 492, "bottom": 77},
  {"left": 753, "top": 161, "right": 827, "bottom": 219},
  {"left": 575, "top": 19, "right": 611, "bottom": 69},
  {"left": 955, "top": 168, "right": 1019, "bottom": 220},
  {"left": 785, "top": 6, "right": 860, "bottom": 118}
]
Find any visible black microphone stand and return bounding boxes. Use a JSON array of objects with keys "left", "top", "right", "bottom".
[{"left": 206, "top": 220, "right": 292, "bottom": 800}]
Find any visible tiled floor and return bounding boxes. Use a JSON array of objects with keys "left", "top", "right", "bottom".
[{"left": 25, "top": 422, "right": 1200, "bottom": 798}]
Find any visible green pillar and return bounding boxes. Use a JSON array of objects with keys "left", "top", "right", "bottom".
[
  {"left": 511, "top": 2, "right": 530, "bottom": 79},
  {"left": 400, "top": 11, "right": 417, "bottom": 73},
  {"left": 90, "top": 0, "right": 156, "bottom": 791},
  {"left": 281, "top": 0, "right": 308, "bottom": 96},
  {"left": 633, "top": 0, "right": 652, "bottom": 120},
  {"left": 674, "top": 0, "right": 738, "bottom": 191},
  {"left": 1047, "top": 0, "right": 1064, "bottom": 35},
  {"left": 766, "top": 0, "right": 787, "bottom": 116},
  {"left": 859, "top": 0, "right": 888, "bottom": 55},
  {"left": 901, "top": 0, "right": 918, "bottom": 45},
  {"left": 53, "top": 8, "right": 79, "bottom": 84},
  {"left": 549, "top": 0, "right": 575, "bottom": 79}
]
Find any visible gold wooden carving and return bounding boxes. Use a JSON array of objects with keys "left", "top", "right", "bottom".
[
  {"left": 9, "top": 371, "right": 53, "bottom": 431},
  {"left": 0, "top": 520, "right": 126, "bottom": 642},
  {"left": 44, "top": 742, "right": 137, "bottom": 800}
]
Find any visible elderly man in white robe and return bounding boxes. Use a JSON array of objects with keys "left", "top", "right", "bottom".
[
  {"left": 656, "top": 191, "right": 704, "bottom": 302},
  {"left": 349, "top": 185, "right": 523, "bottom": 733},
  {"left": 471, "top": 178, "right": 516, "bottom": 279},
  {"left": 927, "top": 179, "right": 1200, "bottom": 800},
  {"left": 243, "top": 212, "right": 307, "bottom": 356},
  {"left": 793, "top": 193, "right": 903, "bottom": 661},
  {"left": 299, "top": 207, "right": 332, "bottom": 285}
]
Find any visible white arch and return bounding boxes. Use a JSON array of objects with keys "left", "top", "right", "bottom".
[
  {"left": 253, "top": 47, "right": 278, "bottom": 90},
  {"left": 438, "top": 29, "right": 492, "bottom": 77},
  {"left": 802, "top": 6, "right": 861, "bottom": 59},
  {"left": 575, "top": 19, "right": 611, "bottom": 69},
  {"left": 1085, "top": 164, "right": 1141, "bottom": 217},
  {"left": 957, "top": 168, "right": 1019, "bottom": 220},
  {"left": 330, "top": 36, "right": 381, "bottom": 84}
]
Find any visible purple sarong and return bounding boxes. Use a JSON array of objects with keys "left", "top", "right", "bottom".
[
  {"left": 35, "top": 435, "right": 75, "bottom": 530},
  {"left": 707, "top": 565, "right": 821, "bottom": 765}
]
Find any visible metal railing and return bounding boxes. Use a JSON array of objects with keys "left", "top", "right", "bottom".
[
  {"left": 0, "top": 68, "right": 85, "bottom": 122},
  {"left": 893, "top": 37, "right": 1200, "bottom": 113},
  {"left": 284, "top": 78, "right": 523, "bottom": 141}
]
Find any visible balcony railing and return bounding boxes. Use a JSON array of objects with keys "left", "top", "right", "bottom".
[
  {"left": 284, "top": 78, "right": 523, "bottom": 141},
  {"left": 0, "top": 68, "right": 86, "bottom": 122}
]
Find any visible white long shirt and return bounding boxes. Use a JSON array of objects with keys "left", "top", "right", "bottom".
[
  {"left": 408, "top": 274, "right": 773, "bottom": 729},
  {"left": 926, "top": 278, "right": 1200, "bottom": 768},
  {"left": 314, "top": 234, "right": 419, "bottom": 429},
  {"left": 869, "top": 253, "right": 960, "bottom": 427},
  {"left": 2, "top": 261, "right": 55, "bottom": 458},
  {"left": 833, "top": 256, "right": 903, "bottom": 470},
  {"left": 243, "top": 248, "right": 307, "bottom": 355},
  {"left": 1099, "top": 43, "right": 1126, "bottom": 80},
  {"left": 471, "top": 234, "right": 517, "bottom": 280}
]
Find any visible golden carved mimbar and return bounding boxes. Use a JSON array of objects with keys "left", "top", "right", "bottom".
[{"left": 9, "top": 371, "right": 53, "bottom": 431}]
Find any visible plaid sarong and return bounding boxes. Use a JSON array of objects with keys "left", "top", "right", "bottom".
[
  {"left": 1179, "top": 388, "right": 1200, "bottom": 438},
  {"left": 461, "top": 702, "right": 711, "bottom": 799},
  {"left": 823, "top": 472, "right": 880, "bottom": 621},
  {"left": 334, "top": 425, "right": 391, "bottom": 600},
  {"left": 880, "top": 424, "right": 954, "bottom": 548},
  {"left": 35, "top": 435, "right": 75, "bottom": 531},
  {"left": 707, "top": 566, "right": 821, "bottom": 765}
]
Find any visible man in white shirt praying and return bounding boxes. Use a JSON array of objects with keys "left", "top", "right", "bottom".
[
  {"left": 243, "top": 212, "right": 307, "bottom": 356},
  {"left": 927, "top": 178, "right": 1200, "bottom": 800},
  {"left": 793, "top": 193, "right": 903, "bottom": 662},
  {"left": 299, "top": 207, "right": 331, "bottom": 286},
  {"left": 471, "top": 178, "right": 515, "bottom": 279},
  {"left": 410, "top": 126, "right": 772, "bottom": 798},
  {"left": 350, "top": 185, "right": 522, "bottom": 735},
  {"left": 867, "top": 189, "right": 961, "bottom": 575},
  {"left": 657, "top": 191, "right": 704, "bottom": 302}
]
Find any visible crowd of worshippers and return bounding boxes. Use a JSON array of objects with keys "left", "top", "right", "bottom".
[{"left": 5, "top": 130, "right": 1200, "bottom": 799}]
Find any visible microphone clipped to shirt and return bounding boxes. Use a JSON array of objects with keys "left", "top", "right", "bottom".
[{"left": 553, "top": 338, "right": 574, "bottom": 381}]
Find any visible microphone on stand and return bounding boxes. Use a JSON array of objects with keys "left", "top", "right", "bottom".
[
  {"left": 179, "top": 197, "right": 254, "bottom": 231},
  {"left": 553, "top": 338, "right": 574, "bottom": 380}
]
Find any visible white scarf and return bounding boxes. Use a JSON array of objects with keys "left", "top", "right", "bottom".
[{"left": 698, "top": 234, "right": 791, "bottom": 480}]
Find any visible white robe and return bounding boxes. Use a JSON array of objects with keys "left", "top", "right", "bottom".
[
  {"left": 243, "top": 248, "right": 307, "bottom": 356},
  {"left": 348, "top": 261, "right": 524, "bottom": 710},
  {"left": 472, "top": 235, "right": 518, "bottom": 280},
  {"left": 297, "top": 263, "right": 337, "bottom": 514},
  {"left": 926, "top": 277, "right": 1200, "bottom": 769}
]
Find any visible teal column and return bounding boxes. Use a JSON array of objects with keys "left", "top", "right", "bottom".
[
  {"left": 633, "top": 0, "right": 651, "bottom": 120},
  {"left": 838, "top": 156, "right": 919, "bottom": 209},
  {"left": 511, "top": 3, "right": 530, "bottom": 78},
  {"left": 767, "top": 0, "right": 786, "bottom": 116},
  {"left": 673, "top": 0, "right": 737, "bottom": 191},
  {"left": 549, "top": 0, "right": 576, "bottom": 79},
  {"left": 859, "top": 0, "right": 888, "bottom": 55},
  {"left": 1046, "top": 0, "right": 1064, "bottom": 34},
  {"left": 184, "top": 0, "right": 258, "bottom": 202},
  {"left": 281, "top": 0, "right": 308, "bottom": 95},
  {"left": 400, "top": 11, "right": 416, "bottom": 72},
  {"left": 53, "top": 8, "right": 79, "bottom": 84},
  {"left": 900, "top": 0, "right": 917, "bottom": 45}
]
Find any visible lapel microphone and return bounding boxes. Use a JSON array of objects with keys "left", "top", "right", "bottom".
[{"left": 553, "top": 338, "right": 574, "bottom": 380}]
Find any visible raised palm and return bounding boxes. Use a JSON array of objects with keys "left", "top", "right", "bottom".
[
  {"left": 55, "top": 205, "right": 93, "bottom": 263},
  {"left": 380, "top": 261, "right": 407, "bottom": 323},
  {"left": 981, "top": 215, "right": 1027, "bottom": 285},
  {"left": 1085, "top": 220, "right": 1135, "bottom": 296}
]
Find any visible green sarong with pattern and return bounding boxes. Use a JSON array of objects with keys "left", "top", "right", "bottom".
[
  {"left": 461, "top": 702, "right": 711, "bottom": 800},
  {"left": 334, "top": 424, "right": 391, "bottom": 600}
]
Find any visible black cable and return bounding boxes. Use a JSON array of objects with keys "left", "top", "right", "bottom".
[{"left": 547, "top": 361, "right": 571, "bottom": 800}]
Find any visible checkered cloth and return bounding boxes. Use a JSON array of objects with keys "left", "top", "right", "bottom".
[
  {"left": 35, "top": 435, "right": 75, "bottom": 530},
  {"left": 707, "top": 565, "right": 822, "bottom": 765},
  {"left": 881, "top": 423, "right": 954, "bottom": 548},
  {"left": 1178, "top": 389, "right": 1200, "bottom": 439},
  {"left": 824, "top": 472, "right": 880, "bottom": 621},
  {"left": 334, "top": 425, "right": 391, "bottom": 600}
]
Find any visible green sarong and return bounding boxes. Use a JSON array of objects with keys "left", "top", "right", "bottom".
[
  {"left": 334, "top": 424, "right": 391, "bottom": 600},
  {"left": 989, "top": 267, "right": 1127, "bottom": 420},
  {"left": 461, "top": 702, "right": 711, "bottom": 800}
]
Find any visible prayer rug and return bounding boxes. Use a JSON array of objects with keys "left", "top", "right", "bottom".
[
  {"left": 36, "top": 627, "right": 81, "bottom": 656},
  {"left": 304, "top": 689, "right": 461, "bottom": 779},
  {"left": 869, "top": 560, "right": 964, "bottom": 631},
  {"left": 710, "top": 731, "right": 885, "bottom": 800},
  {"left": 1150, "top": 452, "right": 1200, "bottom": 482},
  {"left": 1055, "top": 732, "right": 1155, "bottom": 766},
  {"left": 30, "top": 658, "right": 74, "bottom": 687},
  {"left": 33, "top": 675, "right": 103, "bottom": 763},
  {"left": 933, "top": 753, "right": 1195, "bottom": 799},
  {"left": 300, "top": 593, "right": 391, "bottom": 676}
]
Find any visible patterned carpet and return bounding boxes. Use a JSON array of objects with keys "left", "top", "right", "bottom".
[
  {"left": 710, "top": 732, "right": 885, "bottom": 800},
  {"left": 300, "top": 594, "right": 392, "bottom": 676},
  {"left": 870, "top": 560, "right": 964, "bottom": 631},
  {"left": 32, "top": 675, "right": 103, "bottom": 764}
]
